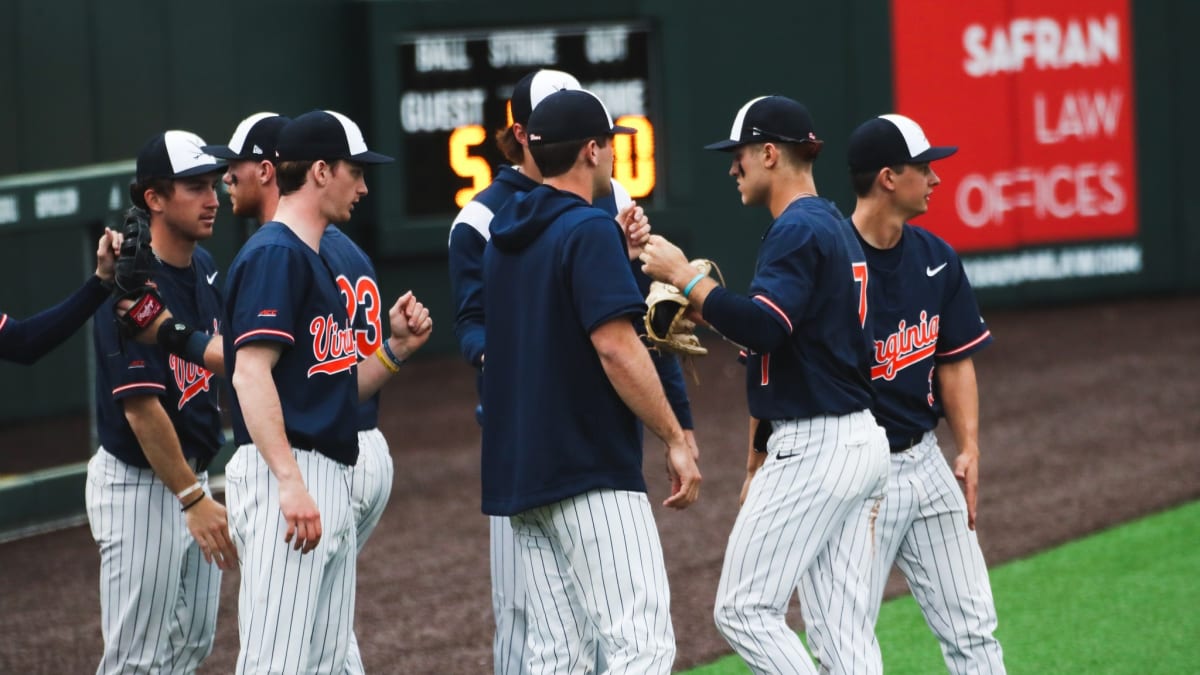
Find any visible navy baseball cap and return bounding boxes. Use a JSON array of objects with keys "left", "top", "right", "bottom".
[
  {"left": 202, "top": 112, "right": 290, "bottom": 160},
  {"left": 526, "top": 90, "right": 636, "bottom": 145},
  {"left": 275, "top": 110, "right": 393, "bottom": 164},
  {"left": 847, "top": 114, "right": 957, "bottom": 172},
  {"left": 510, "top": 69, "right": 582, "bottom": 126},
  {"left": 705, "top": 95, "right": 819, "bottom": 151},
  {"left": 135, "top": 130, "right": 226, "bottom": 181}
]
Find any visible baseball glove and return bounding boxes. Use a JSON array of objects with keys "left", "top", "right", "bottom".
[
  {"left": 112, "top": 207, "right": 165, "bottom": 339},
  {"left": 644, "top": 258, "right": 724, "bottom": 356}
]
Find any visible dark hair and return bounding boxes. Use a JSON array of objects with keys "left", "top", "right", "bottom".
[
  {"left": 276, "top": 160, "right": 317, "bottom": 196},
  {"left": 778, "top": 140, "right": 823, "bottom": 167},
  {"left": 850, "top": 163, "right": 908, "bottom": 197},
  {"left": 494, "top": 126, "right": 524, "bottom": 165},
  {"left": 529, "top": 136, "right": 608, "bottom": 179},
  {"left": 128, "top": 177, "right": 175, "bottom": 209}
]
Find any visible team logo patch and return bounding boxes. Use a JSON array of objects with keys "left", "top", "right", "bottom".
[
  {"left": 128, "top": 360, "right": 146, "bottom": 369},
  {"left": 872, "top": 311, "right": 940, "bottom": 380},
  {"left": 257, "top": 309, "right": 278, "bottom": 317},
  {"left": 307, "top": 314, "right": 358, "bottom": 377},
  {"left": 169, "top": 354, "right": 214, "bottom": 410}
]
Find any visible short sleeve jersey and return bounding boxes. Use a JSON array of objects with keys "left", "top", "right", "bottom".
[
  {"left": 223, "top": 222, "right": 359, "bottom": 465},
  {"left": 744, "top": 197, "right": 874, "bottom": 420},
  {"left": 853, "top": 221, "right": 993, "bottom": 446},
  {"left": 320, "top": 225, "right": 384, "bottom": 431},
  {"left": 93, "top": 248, "right": 224, "bottom": 468},
  {"left": 481, "top": 187, "right": 647, "bottom": 516}
]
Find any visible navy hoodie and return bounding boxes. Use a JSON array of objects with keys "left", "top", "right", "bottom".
[{"left": 481, "top": 185, "right": 647, "bottom": 516}]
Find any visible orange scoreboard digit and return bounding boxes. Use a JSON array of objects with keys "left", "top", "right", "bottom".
[{"left": 397, "top": 23, "right": 659, "bottom": 216}]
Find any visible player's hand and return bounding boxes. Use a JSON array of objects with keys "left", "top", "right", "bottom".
[
  {"left": 617, "top": 201, "right": 650, "bottom": 261},
  {"left": 739, "top": 451, "right": 766, "bottom": 507},
  {"left": 278, "top": 478, "right": 322, "bottom": 553},
  {"left": 953, "top": 448, "right": 980, "bottom": 530},
  {"left": 662, "top": 436, "right": 701, "bottom": 509},
  {"left": 639, "top": 235, "right": 694, "bottom": 288},
  {"left": 184, "top": 494, "right": 239, "bottom": 570},
  {"left": 387, "top": 291, "right": 433, "bottom": 360},
  {"left": 95, "top": 228, "right": 123, "bottom": 282}
]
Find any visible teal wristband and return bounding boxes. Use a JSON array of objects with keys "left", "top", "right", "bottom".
[
  {"left": 682, "top": 273, "right": 707, "bottom": 298},
  {"left": 382, "top": 339, "right": 404, "bottom": 366}
]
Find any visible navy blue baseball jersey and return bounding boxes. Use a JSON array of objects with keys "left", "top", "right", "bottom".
[
  {"left": 734, "top": 197, "right": 874, "bottom": 420},
  {"left": 1, "top": 276, "right": 109, "bottom": 365},
  {"left": 851, "top": 221, "right": 993, "bottom": 448},
  {"left": 481, "top": 185, "right": 648, "bottom": 516},
  {"left": 321, "top": 225, "right": 383, "bottom": 431},
  {"left": 450, "top": 166, "right": 693, "bottom": 428},
  {"left": 93, "top": 248, "right": 224, "bottom": 468},
  {"left": 223, "top": 221, "right": 359, "bottom": 465}
]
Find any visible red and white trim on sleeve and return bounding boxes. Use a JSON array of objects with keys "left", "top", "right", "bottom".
[
  {"left": 752, "top": 295, "right": 794, "bottom": 334},
  {"left": 937, "top": 330, "right": 992, "bottom": 358},
  {"left": 234, "top": 328, "right": 295, "bottom": 346},
  {"left": 112, "top": 382, "right": 168, "bottom": 396},
  {"left": 0, "top": 314, "right": 8, "bottom": 332}
]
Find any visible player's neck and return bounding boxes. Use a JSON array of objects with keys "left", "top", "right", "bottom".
[
  {"left": 149, "top": 220, "right": 196, "bottom": 268},
  {"left": 851, "top": 198, "right": 905, "bottom": 249},
  {"left": 273, "top": 195, "right": 327, "bottom": 252},
  {"left": 543, "top": 168, "right": 594, "bottom": 204},
  {"left": 257, "top": 190, "right": 280, "bottom": 224},
  {"left": 768, "top": 173, "right": 818, "bottom": 218}
]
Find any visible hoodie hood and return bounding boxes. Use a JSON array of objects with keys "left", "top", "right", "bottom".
[{"left": 490, "top": 185, "right": 586, "bottom": 253}]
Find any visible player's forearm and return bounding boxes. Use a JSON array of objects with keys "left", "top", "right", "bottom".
[
  {"left": 701, "top": 286, "right": 788, "bottom": 354},
  {"left": 593, "top": 320, "right": 685, "bottom": 447},
  {"left": 0, "top": 276, "right": 109, "bottom": 365},
  {"left": 937, "top": 357, "right": 981, "bottom": 454},
  {"left": 123, "top": 396, "right": 198, "bottom": 495},
  {"left": 232, "top": 349, "right": 302, "bottom": 483}
]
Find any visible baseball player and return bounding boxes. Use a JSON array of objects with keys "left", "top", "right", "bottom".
[
  {"left": 449, "top": 69, "right": 696, "bottom": 674},
  {"left": 799, "top": 114, "right": 1005, "bottom": 673},
  {"left": 222, "top": 110, "right": 431, "bottom": 674},
  {"left": 203, "top": 111, "right": 394, "bottom": 672},
  {"left": 482, "top": 88, "right": 702, "bottom": 674},
  {"left": 87, "top": 130, "right": 236, "bottom": 674},
  {"left": 0, "top": 229, "right": 120, "bottom": 364},
  {"left": 640, "top": 95, "right": 890, "bottom": 674}
]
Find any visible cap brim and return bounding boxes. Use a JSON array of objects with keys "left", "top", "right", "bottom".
[
  {"left": 172, "top": 162, "right": 227, "bottom": 178},
  {"left": 199, "top": 144, "right": 242, "bottom": 160},
  {"left": 611, "top": 125, "right": 637, "bottom": 135},
  {"left": 912, "top": 145, "right": 957, "bottom": 163},
  {"left": 348, "top": 150, "right": 394, "bottom": 165},
  {"left": 703, "top": 138, "right": 745, "bottom": 152}
]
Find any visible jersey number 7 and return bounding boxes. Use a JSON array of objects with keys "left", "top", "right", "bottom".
[{"left": 852, "top": 262, "right": 868, "bottom": 328}]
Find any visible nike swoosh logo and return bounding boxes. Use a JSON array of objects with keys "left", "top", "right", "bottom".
[
  {"left": 926, "top": 263, "right": 948, "bottom": 277},
  {"left": 206, "top": 271, "right": 219, "bottom": 285}
]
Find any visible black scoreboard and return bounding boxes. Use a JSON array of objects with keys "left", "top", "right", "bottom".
[{"left": 396, "top": 22, "right": 658, "bottom": 217}]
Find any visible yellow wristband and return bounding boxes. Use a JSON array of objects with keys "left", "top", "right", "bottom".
[{"left": 374, "top": 346, "right": 401, "bottom": 373}]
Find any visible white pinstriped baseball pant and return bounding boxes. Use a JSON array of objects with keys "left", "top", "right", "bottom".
[
  {"left": 225, "top": 445, "right": 356, "bottom": 675},
  {"left": 343, "top": 428, "right": 395, "bottom": 675},
  {"left": 714, "top": 410, "right": 889, "bottom": 675},
  {"left": 86, "top": 448, "right": 221, "bottom": 675},
  {"left": 801, "top": 431, "right": 1006, "bottom": 674},
  {"left": 511, "top": 488, "right": 675, "bottom": 675}
]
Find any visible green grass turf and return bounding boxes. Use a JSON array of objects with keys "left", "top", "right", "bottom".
[{"left": 681, "top": 500, "right": 1200, "bottom": 674}]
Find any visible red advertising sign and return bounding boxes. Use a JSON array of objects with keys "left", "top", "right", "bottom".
[{"left": 891, "top": 0, "right": 1138, "bottom": 253}]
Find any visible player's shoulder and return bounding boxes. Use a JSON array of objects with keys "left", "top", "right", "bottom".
[
  {"left": 191, "top": 245, "right": 218, "bottom": 271},
  {"left": 903, "top": 223, "right": 962, "bottom": 261}
]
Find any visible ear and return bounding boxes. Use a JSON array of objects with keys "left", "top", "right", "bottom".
[
  {"left": 761, "top": 142, "right": 780, "bottom": 169},
  {"left": 312, "top": 160, "right": 331, "bottom": 186},
  {"left": 512, "top": 123, "right": 529, "bottom": 146},
  {"left": 582, "top": 140, "right": 601, "bottom": 167},
  {"left": 258, "top": 160, "right": 275, "bottom": 186},
  {"left": 878, "top": 167, "right": 897, "bottom": 192},
  {"left": 143, "top": 187, "right": 166, "bottom": 213}
]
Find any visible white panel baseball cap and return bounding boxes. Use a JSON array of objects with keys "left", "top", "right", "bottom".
[{"left": 846, "top": 114, "right": 957, "bottom": 172}]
